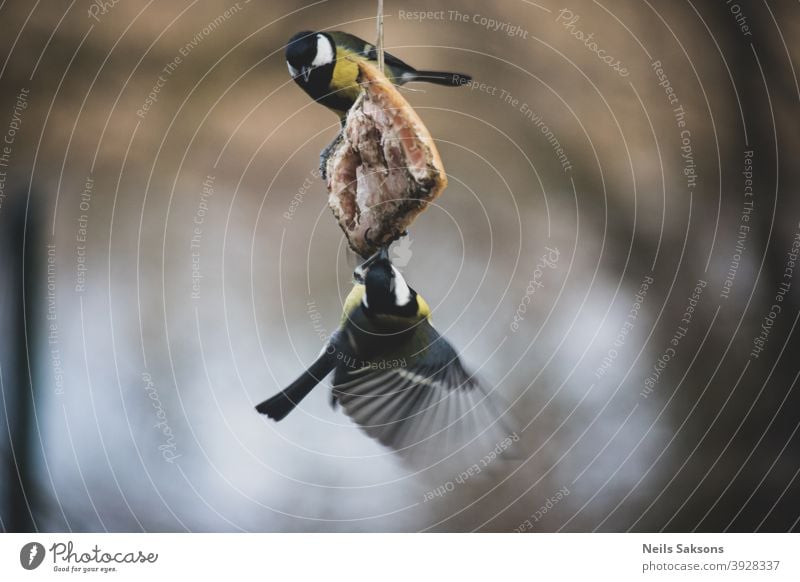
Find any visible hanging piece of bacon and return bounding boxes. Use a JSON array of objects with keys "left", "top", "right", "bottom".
[{"left": 325, "top": 60, "right": 448, "bottom": 258}]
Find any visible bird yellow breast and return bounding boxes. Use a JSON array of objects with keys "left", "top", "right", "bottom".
[
  {"left": 341, "top": 284, "right": 366, "bottom": 324},
  {"left": 416, "top": 293, "right": 432, "bottom": 320},
  {"left": 332, "top": 47, "right": 365, "bottom": 102},
  {"left": 340, "top": 283, "right": 432, "bottom": 323}
]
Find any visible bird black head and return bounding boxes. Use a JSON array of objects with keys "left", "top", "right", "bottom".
[
  {"left": 286, "top": 31, "right": 335, "bottom": 83},
  {"left": 356, "top": 247, "right": 418, "bottom": 318}
]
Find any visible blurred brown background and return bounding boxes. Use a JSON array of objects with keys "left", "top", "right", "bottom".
[{"left": 1, "top": 0, "right": 799, "bottom": 532}]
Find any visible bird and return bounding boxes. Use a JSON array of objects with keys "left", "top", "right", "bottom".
[
  {"left": 285, "top": 30, "right": 472, "bottom": 120},
  {"left": 285, "top": 31, "right": 472, "bottom": 177},
  {"left": 255, "top": 246, "right": 510, "bottom": 457}
]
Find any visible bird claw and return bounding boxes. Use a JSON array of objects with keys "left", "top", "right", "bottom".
[
  {"left": 319, "top": 151, "right": 330, "bottom": 180},
  {"left": 319, "top": 127, "right": 344, "bottom": 181}
]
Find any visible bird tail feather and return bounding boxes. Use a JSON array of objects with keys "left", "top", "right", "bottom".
[
  {"left": 405, "top": 70, "right": 471, "bottom": 86},
  {"left": 255, "top": 350, "right": 336, "bottom": 420}
]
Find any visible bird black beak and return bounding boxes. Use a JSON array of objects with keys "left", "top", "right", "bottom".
[
  {"left": 301, "top": 66, "right": 312, "bottom": 82},
  {"left": 362, "top": 245, "right": 390, "bottom": 267},
  {"left": 353, "top": 245, "right": 391, "bottom": 283}
]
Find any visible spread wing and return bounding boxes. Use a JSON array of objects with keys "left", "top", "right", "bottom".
[{"left": 331, "top": 320, "right": 513, "bottom": 460}]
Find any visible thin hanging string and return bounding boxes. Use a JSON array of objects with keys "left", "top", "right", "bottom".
[{"left": 376, "top": 0, "right": 385, "bottom": 74}]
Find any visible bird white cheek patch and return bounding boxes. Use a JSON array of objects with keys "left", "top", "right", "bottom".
[
  {"left": 312, "top": 34, "right": 334, "bottom": 67},
  {"left": 391, "top": 267, "right": 412, "bottom": 306}
]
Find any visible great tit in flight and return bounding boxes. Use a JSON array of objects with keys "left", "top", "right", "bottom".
[
  {"left": 285, "top": 30, "right": 472, "bottom": 119},
  {"left": 255, "top": 247, "right": 508, "bottom": 457}
]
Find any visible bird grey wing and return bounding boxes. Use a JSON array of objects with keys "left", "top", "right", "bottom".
[
  {"left": 363, "top": 44, "right": 416, "bottom": 75},
  {"left": 331, "top": 321, "right": 514, "bottom": 460}
]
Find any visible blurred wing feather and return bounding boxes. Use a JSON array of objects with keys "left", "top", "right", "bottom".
[{"left": 332, "top": 321, "right": 512, "bottom": 458}]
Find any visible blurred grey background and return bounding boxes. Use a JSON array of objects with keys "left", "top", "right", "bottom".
[{"left": 1, "top": 0, "right": 799, "bottom": 532}]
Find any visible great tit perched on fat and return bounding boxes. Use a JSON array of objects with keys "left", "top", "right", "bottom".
[
  {"left": 255, "top": 247, "right": 508, "bottom": 457},
  {"left": 285, "top": 30, "right": 472, "bottom": 119}
]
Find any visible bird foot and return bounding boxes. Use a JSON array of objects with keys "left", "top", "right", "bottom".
[{"left": 319, "top": 128, "right": 344, "bottom": 180}]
